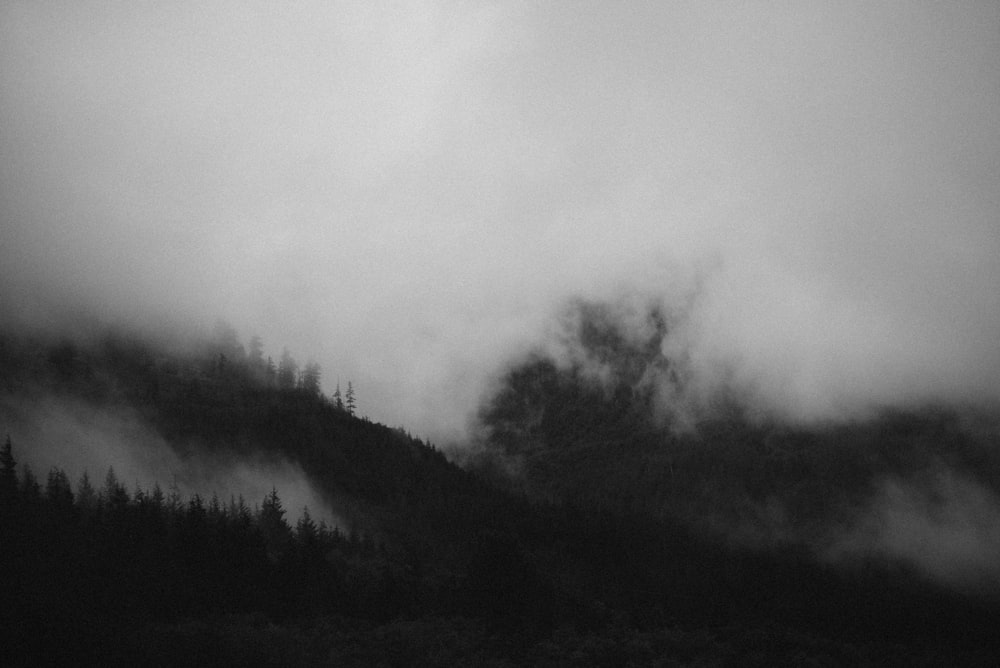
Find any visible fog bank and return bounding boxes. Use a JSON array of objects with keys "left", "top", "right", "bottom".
[{"left": 2, "top": 2, "right": 998, "bottom": 441}]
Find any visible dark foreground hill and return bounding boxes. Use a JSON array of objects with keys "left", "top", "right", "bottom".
[{"left": 2, "top": 322, "right": 999, "bottom": 665}]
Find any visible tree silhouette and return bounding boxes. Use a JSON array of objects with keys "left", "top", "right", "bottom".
[
  {"left": 301, "top": 362, "right": 322, "bottom": 396},
  {"left": 211, "top": 320, "right": 246, "bottom": 363},
  {"left": 20, "top": 464, "right": 41, "bottom": 504},
  {"left": 248, "top": 335, "right": 264, "bottom": 367},
  {"left": 76, "top": 471, "right": 97, "bottom": 516},
  {"left": 45, "top": 468, "right": 74, "bottom": 510},
  {"left": 296, "top": 506, "right": 318, "bottom": 545},
  {"left": 259, "top": 486, "right": 291, "bottom": 561},
  {"left": 265, "top": 356, "right": 277, "bottom": 386},
  {"left": 346, "top": 381, "right": 356, "bottom": 415},
  {"left": 277, "top": 348, "right": 298, "bottom": 390},
  {"left": 103, "top": 466, "right": 129, "bottom": 508},
  {"left": 0, "top": 435, "right": 17, "bottom": 502}
]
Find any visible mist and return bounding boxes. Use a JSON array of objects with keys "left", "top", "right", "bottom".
[
  {"left": 826, "top": 468, "right": 1000, "bottom": 595},
  {"left": 2, "top": 2, "right": 998, "bottom": 442},
  {"left": 0, "top": 392, "right": 339, "bottom": 526}
]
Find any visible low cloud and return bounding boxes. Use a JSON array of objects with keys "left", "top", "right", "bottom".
[
  {"left": 0, "top": 392, "right": 339, "bottom": 526},
  {"left": 824, "top": 469, "right": 1000, "bottom": 594}
]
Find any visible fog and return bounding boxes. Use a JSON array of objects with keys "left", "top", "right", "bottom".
[
  {"left": 2, "top": 2, "right": 998, "bottom": 442},
  {"left": 826, "top": 468, "right": 1000, "bottom": 594},
  {"left": 0, "top": 392, "right": 340, "bottom": 526}
]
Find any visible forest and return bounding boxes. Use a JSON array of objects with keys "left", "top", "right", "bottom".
[{"left": 2, "top": 312, "right": 999, "bottom": 666}]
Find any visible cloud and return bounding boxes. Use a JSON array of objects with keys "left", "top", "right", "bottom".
[{"left": 2, "top": 2, "right": 998, "bottom": 441}]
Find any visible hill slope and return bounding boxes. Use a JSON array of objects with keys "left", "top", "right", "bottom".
[{"left": 2, "top": 321, "right": 1000, "bottom": 664}]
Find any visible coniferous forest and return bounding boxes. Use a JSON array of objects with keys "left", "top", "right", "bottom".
[
  {"left": 5, "top": 1, "right": 1000, "bottom": 664},
  {"left": 2, "top": 313, "right": 1000, "bottom": 666}
]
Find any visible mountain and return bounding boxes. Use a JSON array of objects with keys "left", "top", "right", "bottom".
[
  {"left": 478, "top": 299, "right": 1000, "bottom": 540},
  {"left": 2, "top": 319, "right": 999, "bottom": 665}
]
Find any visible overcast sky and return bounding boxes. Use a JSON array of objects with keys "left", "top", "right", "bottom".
[{"left": 2, "top": 1, "right": 998, "bottom": 441}]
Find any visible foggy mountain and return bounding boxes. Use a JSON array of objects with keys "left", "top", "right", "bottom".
[
  {"left": 3, "top": 313, "right": 1000, "bottom": 664},
  {"left": 476, "top": 298, "right": 1000, "bottom": 595},
  {"left": 3, "top": 1, "right": 1000, "bottom": 664},
  {"left": 2, "top": 2, "right": 998, "bottom": 443}
]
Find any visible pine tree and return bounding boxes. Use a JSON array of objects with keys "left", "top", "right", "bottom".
[
  {"left": 265, "top": 356, "right": 277, "bottom": 386},
  {"left": 103, "top": 466, "right": 128, "bottom": 505},
  {"left": 296, "top": 506, "right": 318, "bottom": 544},
  {"left": 77, "top": 471, "right": 97, "bottom": 516},
  {"left": 277, "top": 348, "right": 298, "bottom": 390},
  {"left": 345, "top": 381, "right": 356, "bottom": 415},
  {"left": 259, "top": 486, "right": 290, "bottom": 560},
  {"left": 248, "top": 335, "right": 264, "bottom": 367},
  {"left": 231, "top": 494, "right": 252, "bottom": 528},
  {"left": 227, "top": 494, "right": 240, "bottom": 520},
  {"left": 211, "top": 320, "right": 246, "bottom": 363},
  {"left": 300, "top": 362, "right": 322, "bottom": 396},
  {"left": 208, "top": 492, "right": 223, "bottom": 526},
  {"left": 150, "top": 482, "right": 165, "bottom": 509},
  {"left": 45, "top": 468, "right": 74, "bottom": 509},
  {"left": 332, "top": 383, "right": 344, "bottom": 410},
  {"left": 0, "top": 435, "right": 17, "bottom": 501},
  {"left": 20, "top": 464, "right": 41, "bottom": 503},
  {"left": 166, "top": 482, "right": 183, "bottom": 517},
  {"left": 260, "top": 487, "right": 286, "bottom": 523}
]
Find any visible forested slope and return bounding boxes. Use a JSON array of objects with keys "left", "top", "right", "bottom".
[{"left": 2, "top": 322, "right": 999, "bottom": 665}]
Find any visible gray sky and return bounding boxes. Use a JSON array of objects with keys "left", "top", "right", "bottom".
[{"left": 2, "top": 1, "right": 999, "bottom": 441}]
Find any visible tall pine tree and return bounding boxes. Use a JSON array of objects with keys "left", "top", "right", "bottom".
[
  {"left": 300, "top": 362, "right": 322, "bottom": 396},
  {"left": 345, "top": 381, "right": 356, "bottom": 415},
  {"left": 0, "top": 435, "right": 17, "bottom": 501},
  {"left": 277, "top": 349, "right": 298, "bottom": 389}
]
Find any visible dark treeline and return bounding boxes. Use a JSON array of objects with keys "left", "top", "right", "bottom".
[
  {"left": 0, "top": 436, "right": 407, "bottom": 624},
  {"left": 2, "top": 322, "right": 1000, "bottom": 665},
  {"left": 4, "top": 430, "right": 998, "bottom": 666},
  {"left": 0, "top": 320, "right": 355, "bottom": 411}
]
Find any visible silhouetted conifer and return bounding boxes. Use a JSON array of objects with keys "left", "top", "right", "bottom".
[
  {"left": 188, "top": 493, "right": 207, "bottom": 521},
  {"left": 103, "top": 466, "right": 129, "bottom": 511},
  {"left": 166, "top": 482, "right": 183, "bottom": 516},
  {"left": 76, "top": 471, "right": 97, "bottom": 516},
  {"left": 211, "top": 320, "right": 246, "bottom": 364},
  {"left": 265, "top": 355, "right": 277, "bottom": 386},
  {"left": 0, "top": 435, "right": 17, "bottom": 502},
  {"left": 301, "top": 361, "right": 322, "bottom": 396},
  {"left": 259, "top": 487, "right": 291, "bottom": 560},
  {"left": 227, "top": 494, "right": 253, "bottom": 527},
  {"left": 20, "top": 464, "right": 41, "bottom": 503},
  {"left": 45, "top": 467, "right": 74, "bottom": 509},
  {"left": 277, "top": 348, "right": 298, "bottom": 389},
  {"left": 150, "top": 482, "right": 165, "bottom": 508},
  {"left": 296, "top": 506, "right": 318, "bottom": 544},
  {"left": 346, "top": 381, "right": 356, "bottom": 415},
  {"left": 206, "top": 492, "right": 224, "bottom": 532},
  {"left": 248, "top": 335, "right": 264, "bottom": 367}
]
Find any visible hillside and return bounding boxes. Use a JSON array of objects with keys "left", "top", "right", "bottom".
[
  {"left": 478, "top": 300, "right": 1000, "bottom": 549},
  {"left": 2, "top": 321, "right": 999, "bottom": 665}
]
